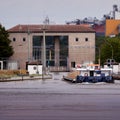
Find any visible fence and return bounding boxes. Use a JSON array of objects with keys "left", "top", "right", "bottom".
[{"left": 49, "top": 66, "right": 68, "bottom": 72}]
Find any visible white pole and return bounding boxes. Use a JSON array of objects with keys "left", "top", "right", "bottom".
[
  {"left": 42, "top": 28, "right": 46, "bottom": 75},
  {"left": 27, "top": 26, "right": 30, "bottom": 63},
  {"left": 0, "top": 61, "right": 3, "bottom": 70}
]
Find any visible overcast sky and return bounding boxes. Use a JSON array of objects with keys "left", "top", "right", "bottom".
[{"left": 0, "top": 0, "right": 120, "bottom": 29}]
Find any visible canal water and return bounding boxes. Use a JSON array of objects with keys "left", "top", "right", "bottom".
[{"left": 0, "top": 72, "right": 120, "bottom": 120}]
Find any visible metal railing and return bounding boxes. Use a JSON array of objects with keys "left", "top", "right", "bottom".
[{"left": 49, "top": 66, "right": 68, "bottom": 72}]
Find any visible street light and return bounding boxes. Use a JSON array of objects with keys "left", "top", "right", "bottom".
[
  {"left": 42, "top": 26, "right": 47, "bottom": 75},
  {"left": 96, "top": 47, "right": 101, "bottom": 66},
  {"left": 42, "top": 17, "right": 49, "bottom": 75},
  {"left": 27, "top": 27, "right": 47, "bottom": 75},
  {"left": 105, "top": 40, "right": 114, "bottom": 71},
  {"left": 27, "top": 26, "right": 30, "bottom": 63},
  {"left": 105, "top": 40, "right": 113, "bottom": 59},
  {"left": 94, "top": 46, "right": 101, "bottom": 67},
  {"left": 27, "top": 26, "right": 42, "bottom": 75}
]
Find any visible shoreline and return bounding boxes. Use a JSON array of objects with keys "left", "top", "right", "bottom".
[
  {"left": 0, "top": 74, "right": 52, "bottom": 82},
  {"left": 112, "top": 74, "right": 120, "bottom": 80}
]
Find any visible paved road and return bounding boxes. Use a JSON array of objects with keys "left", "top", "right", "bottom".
[{"left": 0, "top": 72, "right": 120, "bottom": 120}]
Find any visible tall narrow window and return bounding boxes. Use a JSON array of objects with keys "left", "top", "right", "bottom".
[
  {"left": 75, "top": 38, "right": 79, "bottom": 42},
  {"left": 23, "top": 38, "right": 26, "bottom": 42},
  {"left": 85, "top": 38, "right": 88, "bottom": 42},
  {"left": 13, "top": 38, "right": 16, "bottom": 42},
  {"left": 32, "top": 36, "right": 42, "bottom": 61},
  {"left": 71, "top": 62, "right": 75, "bottom": 68}
]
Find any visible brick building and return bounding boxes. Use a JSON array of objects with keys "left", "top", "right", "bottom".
[{"left": 8, "top": 24, "right": 95, "bottom": 71}]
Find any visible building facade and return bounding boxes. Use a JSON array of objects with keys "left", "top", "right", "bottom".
[
  {"left": 106, "top": 19, "right": 120, "bottom": 36},
  {"left": 8, "top": 24, "right": 95, "bottom": 71}
]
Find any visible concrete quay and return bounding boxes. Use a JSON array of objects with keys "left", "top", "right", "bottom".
[
  {"left": 0, "top": 74, "right": 52, "bottom": 82},
  {"left": 112, "top": 74, "right": 120, "bottom": 80}
]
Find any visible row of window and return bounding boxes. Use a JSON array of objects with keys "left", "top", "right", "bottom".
[
  {"left": 13, "top": 37, "right": 26, "bottom": 42},
  {"left": 12, "top": 37, "right": 89, "bottom": 42},
  {"left": 75, "top": 37, "right": 88, "bottom": 42}
]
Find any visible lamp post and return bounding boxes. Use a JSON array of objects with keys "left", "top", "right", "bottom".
[
  {"left": 42, "top": 27, "right": 46, "bottom": 75},
  {"left": 27, "top": 26, "right": 42, "bottom": 75},
  {"left": 95, "top": 46, "right": 101, "bottom": 66},
  {"left": 42, "top": 17, "right": 49, "bottom": 75},
  {"left": 27, "top": 26, "right": 47, "bottom": 75},
  {"left": 27, "top": 26, "right": 30, "bottom": 63},
  {"left": 105, "top": 40, "right": 113, "bottom": 59},
  {"left": 98, "top": 47, "right": 101, "bottom": 66},
  {"left": 105, "top": 40, "right": 114, "bottom": 73}
]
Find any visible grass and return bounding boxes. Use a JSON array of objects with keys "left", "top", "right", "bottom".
[{"left": 0, "top": 69, "right": 28, "bottom": 79}]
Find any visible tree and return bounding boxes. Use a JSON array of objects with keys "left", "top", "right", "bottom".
[
  {"left": 95, "top": 36, "right": 105, "bottom": 64},
  {"left": 0, "top": 24, "right": 13, "bottom": 59},
  {"left": 100, "top": 36, "right": 120, "bottom": 65}
]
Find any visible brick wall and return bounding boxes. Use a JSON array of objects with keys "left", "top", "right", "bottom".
[{"left": 9, "top": 32, "right": 95, "bottom": 70}]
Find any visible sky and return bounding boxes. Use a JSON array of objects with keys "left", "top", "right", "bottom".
[{"left": 0, "top": 0, "right": 120, "bottom": 29}]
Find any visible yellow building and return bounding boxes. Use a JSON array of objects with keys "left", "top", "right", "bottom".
[{"left": 106, "top": 19, "right": 120, "bottom": 36}]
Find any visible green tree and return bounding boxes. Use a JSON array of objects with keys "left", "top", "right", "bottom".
[
  {"left": 0, "top": 24, "right": 13, "bottom": 59},
  {"left": 95, "top": 36, "right": 105, "bottom": 64},
  {"left": 100, "top": 36, "right": 120, "bottom": 65}
]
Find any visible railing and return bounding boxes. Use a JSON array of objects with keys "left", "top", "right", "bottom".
[{"left": 49, "top": 66, "right": 68, "bottom": 72}]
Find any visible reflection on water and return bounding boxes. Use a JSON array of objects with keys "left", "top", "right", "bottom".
[
  {"left": 0, "top": 72, "right": 68, "bottom": 92},
  {"left": 0, "top": 72, "right": 120, "bottom": 95},
  {"left": 1, "top": 73, "right": 120, "bottom": 120}
]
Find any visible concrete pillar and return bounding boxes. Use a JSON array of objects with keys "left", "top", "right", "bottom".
[
  {"left": 41, "top": 39, "right": 44, "bottom": 65},
  {"left": 0, "top": 61, "right": 3, "bottom": 70},
  {"left": 55, "top": 37, "right": 60, "bottom": 67}
]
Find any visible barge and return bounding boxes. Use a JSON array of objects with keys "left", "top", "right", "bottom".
[{"left": 63, "top": 64, "right": 114, "bottom": 83}]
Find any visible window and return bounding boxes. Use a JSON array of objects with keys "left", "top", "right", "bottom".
[
  {"left": 75, "top": 38, "right": 79, "bottom": 42},
  {"left": 13, "top": 38, "right": 16, "bottom": 42},
  {"left": 33, "top": 66, "right": 37, "bottom": 70},
  {"left": 71, "top": 62, "right": 75, "bottom": 68},
  {"left": 59, "top": 36, "right": 68, "bottom": 66},
  {"left": 85, "top": 38, "right": 88, "bottom": 42},
  {"left": 23, "top": 38, "right": 26, "bottom": 42},
  {"left": 32, "top": 36, "right": 42, "bottom": 60}
]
